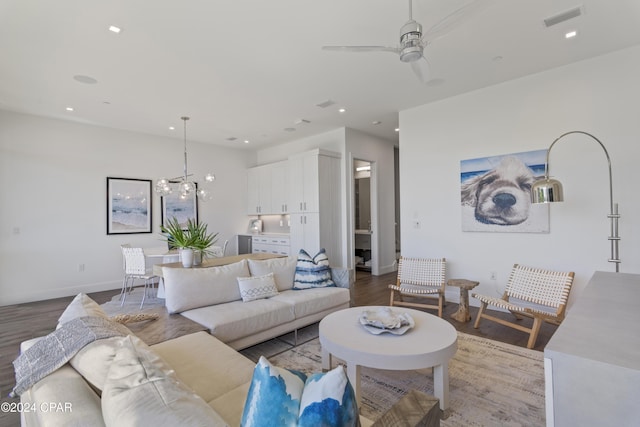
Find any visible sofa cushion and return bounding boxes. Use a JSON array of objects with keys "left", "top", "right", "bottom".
[
  {"left": 247, "top": 256, "right": 297, "bottom": 291},
  {"left": 101, "top": 335, "right": 227, "bottom": 427},
  {"left": 298, "top": 366, "right": 359, "bottom": 427},
  {"left": 151, "top": 331, "right": 256, "bottom": 404},
  {"left": 22, "top": 365, "right": 105, "bottom": 427},
  {"left": 69, "top": 336, "right": 123, "bottom": 392},
  {"left": 271, "top": 288, "right": 350, "bottom": 319},
  {"left": 163, "top": 259, "right": 250, "bottom": 313},
  {"left": 241, "top": 356, "right": 307, "bottom": 427},
  {"left": 293, "top": 249, "right": 335, "bottom": 290},
  {"left": 237, "top": 273, "right": 279, "bottom": 302},
  {"left": 180, "top": 299, "right": 295, "bottom": 343},
  {"left": 57, "top": 293, "right": 108, "bottom": 327}
]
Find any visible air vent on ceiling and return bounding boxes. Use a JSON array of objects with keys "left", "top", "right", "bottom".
[
  {"left": 315, "top": 100, "right": 336, "bottom": 108},
  {"left": 226, "top": 137, "right": 238, "bottom": 141},
  {"left": 543, "top": 5, "right": 583, "bottom": 28}
]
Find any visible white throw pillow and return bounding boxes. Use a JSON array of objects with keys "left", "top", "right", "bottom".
[
  {"left": 163, "top": 259, "right": 251, "bottom": 313},
  {"left": 237, "top": 273, "right": 279, "bottom": 302},
  {"left": 247, "top": 256, "right": 297, "bottom": 291},
  {"left": 57, "top": 293, "right": 108, "bottom": 327},
  {"left": 101, "top": 335, "right": 227, "bottom": 427}
]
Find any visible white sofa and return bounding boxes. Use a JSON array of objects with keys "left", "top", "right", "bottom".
[
  {"left": 20, "top": 331, "right": 376, "bottom": 426},
  {"left": 161, "top": 256, "right": 352, "bottom": 350}
]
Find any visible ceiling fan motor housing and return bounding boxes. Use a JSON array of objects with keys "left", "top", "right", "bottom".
[{"left": 399, "top": 19, "right": 423, "bottom": 62}]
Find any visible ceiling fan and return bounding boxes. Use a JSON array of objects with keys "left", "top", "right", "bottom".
[{"left": 322, "top": 0, "right": 491, "bottom": 83}]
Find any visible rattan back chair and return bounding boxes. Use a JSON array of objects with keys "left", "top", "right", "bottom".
[
  {"left": 389, "top": 257, "right": 446, "bottom": 317},
  {"left": 472, "top": 264, "right": 575, "bottom": 349}
]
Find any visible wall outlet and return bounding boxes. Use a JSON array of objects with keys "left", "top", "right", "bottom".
[
  {"left": 413, "top": 221, "right": 421, "bottom": 229},
  {"left": 490, "top": 271, "right": 497, "bottom": 281},
  {"left": 78, "top": 263, "right": 85, "bottom": 272}
]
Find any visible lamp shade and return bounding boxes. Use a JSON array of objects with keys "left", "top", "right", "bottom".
[{"left": 531, "top": 177, "right": 564, "bottom": 203}]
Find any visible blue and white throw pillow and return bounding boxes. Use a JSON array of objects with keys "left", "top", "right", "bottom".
[
  {"left": 242, "top": 359, "right": 359, "bottom": 427},
  {"left": 293, "top": 249, "right": 335, "bottom": 290},
  {"left": 298, "top": 366, "right": 359, "bottom": 427},
  {"left": 241, "top": 356, "right": 307, "bottom": 427}
]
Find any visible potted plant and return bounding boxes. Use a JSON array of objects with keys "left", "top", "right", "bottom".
[
  {"left": 160, "top": 217, "right": 197, "bottom": 267},
  {"left": 187, "top": 219, "right": 219, "bottom": 265}
]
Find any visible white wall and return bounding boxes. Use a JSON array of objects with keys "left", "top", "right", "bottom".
[
  {"left": 0, "top": 110, "right": 253, "bottom": 305},
  {"left": 399, "top": 45, "right": 640, "bottom": 307}
]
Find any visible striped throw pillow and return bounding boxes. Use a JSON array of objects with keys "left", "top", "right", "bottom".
[{"left": 293, "top": 249, "right": 335, "bottom": 290}]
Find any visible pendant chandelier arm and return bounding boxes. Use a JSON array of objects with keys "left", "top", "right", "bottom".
[{"left": 182, "top": 116, "right": 190, "bottom": 181}]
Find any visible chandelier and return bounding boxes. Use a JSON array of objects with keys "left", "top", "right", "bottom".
[{"left": 155, "top": 116, "right": 215, "bottom": 201}]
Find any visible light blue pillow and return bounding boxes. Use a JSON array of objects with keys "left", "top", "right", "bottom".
[
  {"left": 293, "top": 249, "right": 335, "bottom": 289},
  {"left": 241, "top": 356, "right": 307, "bottom": 427},
  {"left": 298, "top": 366, "right": 359, "bottom": 427}
]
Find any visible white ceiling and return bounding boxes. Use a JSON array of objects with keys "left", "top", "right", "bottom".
[{"left": 1, "top": 0, "right": 640, "bottom": 149}]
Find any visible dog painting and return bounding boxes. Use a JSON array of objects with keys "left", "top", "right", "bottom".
[{"left": 460, "top": 150, "right": 549, "bottom": 233}]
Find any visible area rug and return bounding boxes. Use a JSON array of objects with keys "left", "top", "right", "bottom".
[
  {"left": 250, "top": 332, "right": 545, "bottom": 427},
  {"left": 99, "top": 287, "right": 165, "bottom": 316}
]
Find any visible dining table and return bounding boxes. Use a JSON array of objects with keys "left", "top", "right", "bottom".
[{"left": 152, "top": 252, "right": 284, "bottom": 278}]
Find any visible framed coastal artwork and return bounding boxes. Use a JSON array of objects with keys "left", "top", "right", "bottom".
[
  {"left": 460, "top": 149, "right": 549, "bottom": 233},
  {"left": 106, "top": 177, "right": 152, "bottom": 235},
  {"left": 161, "top": 182, "right": 198, "bottom": 229}
]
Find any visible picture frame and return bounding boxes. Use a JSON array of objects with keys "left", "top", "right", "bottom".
[
  {"left": 161, "top": 182, "right": 199, "bottom": 229},
  {"left": 460, "top": 149, "right": 549, "bottom": 233},
  {"left": 106, "top": 177, "right": 152, "bottom": 235}
]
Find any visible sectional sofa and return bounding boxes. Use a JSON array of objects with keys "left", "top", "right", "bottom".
[
  {"left": 161, "top": 255, "right": 352, "bottom": 349},
  {"left": 17, "top": 300, "right": 374, "bottom": 426}
]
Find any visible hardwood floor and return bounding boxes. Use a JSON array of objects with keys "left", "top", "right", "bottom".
[{"left": 0, "top": 271, "right": 558, "bottom": 426}]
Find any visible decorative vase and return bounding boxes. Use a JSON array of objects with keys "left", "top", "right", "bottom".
[
  {"left": 180, "top": 248, "right": 194, "bottom": 268},
  {"left": 193, "top": 251, "right": 202, "bottom": 266}
]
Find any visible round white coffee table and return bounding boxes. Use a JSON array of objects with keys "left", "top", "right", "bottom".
[{"left": 319, "top": 306, "right": 457, "bottom": 412}]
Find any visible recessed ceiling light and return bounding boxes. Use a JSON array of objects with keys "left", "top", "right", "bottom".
[
  {"left": 372, "top": 120, "right": 382, "bottom": 125},
  {"left": 338, "top": 108, "right": 346, "bottom": 113},
  {"left": 565, "top": 30, "right": 577, "bottom": 39},
  {"left": 244, "top": 140, "right": 250, "bottom": 144},
  {"left": 109, "top": 25, "right": 122, "bottom": 34},
  {"left": 394, "top": 128, "right": 400, "bottom": 132},
  {"left": 65, "top": 107, "right": 74, "bottom": 112},
  {"left": 284, "top": 127, "right": 296, "bottom": 132},
  {"left": 169, "top": 126, "right": 175, "bottom": 130}
]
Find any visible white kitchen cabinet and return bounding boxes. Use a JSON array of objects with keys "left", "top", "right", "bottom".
[
  {"left": 247, "top": 164, "right": 271, "bottom": 214},
  {"left": 289, "top": 213, "right": 320, "bottom": 257},
  {"left": 288, "top": 151, "right": 326, "bottom": 213},
  {"left": 287, "top": 149, "right": 341, "bottom": 264},
  {"left": 252, "top": 235, "right": 290, "bottom": 255},
  {"left": 270, "top": 161, "right": 289, "bottom": 214},
  {"left": 247, "top": 161, "right": 288, "bottom": 215}
]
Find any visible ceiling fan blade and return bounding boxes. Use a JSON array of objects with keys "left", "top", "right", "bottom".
[
  {"left": 410, "top": 56, "right": 430, "bottom": 83},
  {"left": 421, "top": 0, "right": 496, "bottom": 44},
  {"left": 322, "top": 45, "right": 401, "bottom": 54}
]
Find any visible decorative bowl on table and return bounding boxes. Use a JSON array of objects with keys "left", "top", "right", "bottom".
[{"left": 358, "top": 307, "right": 415, "bottom": 335}]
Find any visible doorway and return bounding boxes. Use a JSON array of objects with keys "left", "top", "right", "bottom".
[{"left": 354, "top": 159, "right": 375, "bottom": 273}]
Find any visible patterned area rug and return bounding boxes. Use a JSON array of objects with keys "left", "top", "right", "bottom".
[
  {"left": 99, "top": 287, "right": 165, "bottom": 316},
  {"left": 244, "top": 331, "right": 545, "bottom": 426}
]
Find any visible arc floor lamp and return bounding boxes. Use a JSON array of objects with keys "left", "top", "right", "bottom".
[{"left": 530, "top": 131, "right": 621, "bottom": 272}]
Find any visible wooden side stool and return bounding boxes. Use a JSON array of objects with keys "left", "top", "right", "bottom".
[
  {"left": 371, "top": 389, "right": 440, "bottom": 427},
  {"left": 447, "top": 279, "right": 479, "bottom": 322}
]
